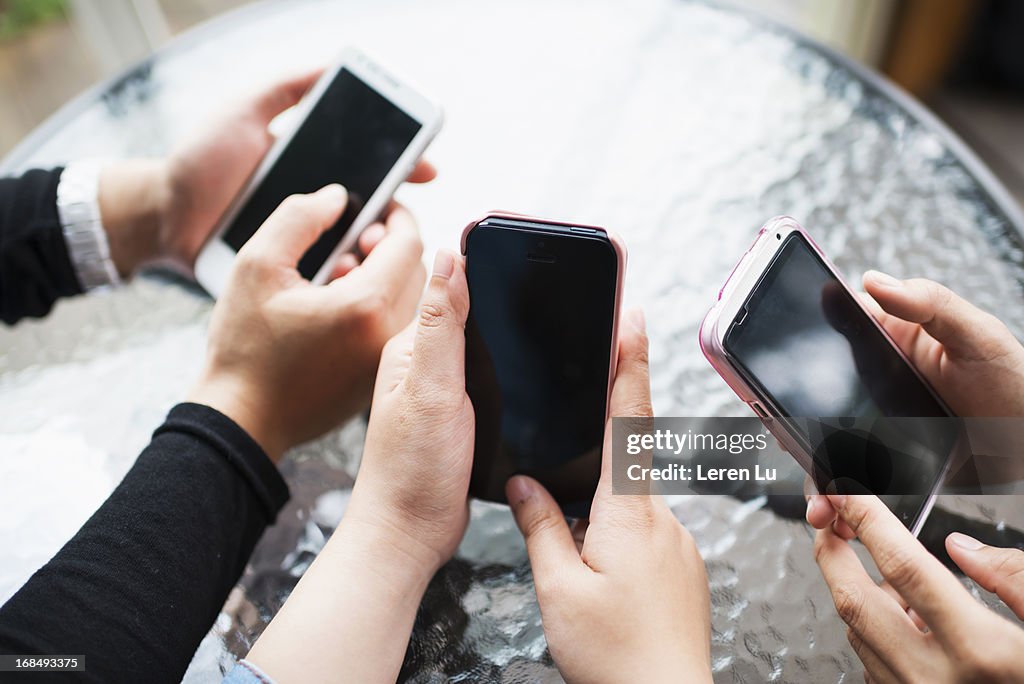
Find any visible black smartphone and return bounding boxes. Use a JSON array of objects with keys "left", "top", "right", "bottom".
[
  {"left": 461, "top": 214, "right": 626, "bottom": 517},
  {"left": 701, "top": 217, "right": 958, "bottom": 533}
]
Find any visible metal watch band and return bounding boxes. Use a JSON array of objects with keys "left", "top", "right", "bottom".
[{"left": 57, "top": 159, "right": 122, "bottom": 291}]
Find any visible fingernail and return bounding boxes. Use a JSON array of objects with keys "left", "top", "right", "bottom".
[
  {"left": 948, "top": 532, "right": 984, "bottom": 551},
  {"left": 324, "top": 183, "right": 348, "bottom": 203},
  {"left": 627, "top": 308, "right": 646, "bottom": 333},
  {"left": 866, "top": 270, "right": 902, "bottom": 288},
  {"left": 506, "top": 475, "right": 535, "bottom": 505},
  {"left": 806, "top": 496, "right": 815, "bottom": 520},
  {"left": 826, "top": 493, "right": 847, "bottom": 511},
  {"left": 432, "top": 250, "right": 454, "bottom": 279}
]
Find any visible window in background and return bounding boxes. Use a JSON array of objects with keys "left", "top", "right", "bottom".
[
  {"left": 730, "top": 0, "right": 899, "bottom": 67},
  {"left": 0, "top": 0, "right": 252, "bottom": 157}
]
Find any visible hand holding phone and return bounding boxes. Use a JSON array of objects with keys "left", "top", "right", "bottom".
[
  {"left": 462, "top": 213, "right": 626, "bottom": 516},
  {"left": 96, "top": 70, "right": 324, "bottom": 277},
  {"left": 857, "top": 271, "right": 1024, "bottom": 417},
  {"left": 244, "top": 250, "right": 474, "bottom": 684},
  {"left": 195, "top": 48, "right": 442, "bottom": 296},
  {"left": 700, "top": 217, "right": 957, "bottom": 533},
  {"left": 188, "top": 189, "right": 426, "bottom": 460},
  {"left": 806, "top": 270, "right": 1024, "bottom": 531},
  {"left": 506, "top": 311, "right": 713, "bottom": 684},
  {"left": 814, "top": 494, "right": 1024, "bottom": 683}
]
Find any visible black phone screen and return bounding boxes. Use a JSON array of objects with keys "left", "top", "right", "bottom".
[
  {"left": 465, "top": 220, "right": 619, "bottom": 517},
  {"left": 723, "top": 232, "right": 952, "bottom": 528},
  {"left": 221, "top": 68, "right": 421, "bottom": 279}
]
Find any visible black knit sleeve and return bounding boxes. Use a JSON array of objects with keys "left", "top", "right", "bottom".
[
  {"left": 0, "top": 167, "right": 83, "bottom": 325},
  {"left": 0, "top": 403, "right": 289, "bottom": 684}
]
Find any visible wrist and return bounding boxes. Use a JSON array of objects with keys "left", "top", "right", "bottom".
[
  {"left": 630, "top": 662, "right": 710, "bottom": 684},
  {"left": 339, "top": 502, "right": 448, "bottom": 584},
  {"left": 658, "top": 650, "right": 712, "bottom": 683},
  {"left": 187, "top": 372, "right": 289, "bottom": 463},
  {"left": 679, "top": 664, "right": 713, "bottom": 684},
  {"left": 98, "top": 159, "right": 171, "bottom": 276},
  {"left": 247, "top": 503, "right": 433, "bottom": 683}
]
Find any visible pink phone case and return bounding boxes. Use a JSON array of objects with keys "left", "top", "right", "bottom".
[
  {"left": 461, "top": 211, "right": 627, "bottom": 423},
  {"left": 699, "top": 216, "right": 950, "bottom": 534}
]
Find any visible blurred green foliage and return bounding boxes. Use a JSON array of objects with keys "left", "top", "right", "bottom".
[{"left": 0, "top": 0, "right": 67, "bottom": 41}]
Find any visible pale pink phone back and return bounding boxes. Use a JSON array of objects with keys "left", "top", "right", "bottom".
[{"left": 698, "top": 216, "right": 949, "bottom": 535}]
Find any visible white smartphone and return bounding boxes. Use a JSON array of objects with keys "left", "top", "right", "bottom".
[
  {"left": 700, "top": 216, "right": 957, "bottom": 535},
  {"left": 195, "top": 47, "right": 443, "bottom": 297}
]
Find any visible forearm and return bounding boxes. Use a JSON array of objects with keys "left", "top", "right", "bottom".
[
  {"left": 0, "top": 403, "right": 288, "bottom": 684},
  {"left": 247, "top": 518, "right": 433, "bottom": 683},
  {"left": 0, "top": 160, "right": 168, "bottom": 325},
  {"left": 0, "top": 168, "right": 81, "bottom": 324}
]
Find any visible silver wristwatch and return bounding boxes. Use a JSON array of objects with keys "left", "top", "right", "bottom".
[{"left": 56, "top": 159, "right": 122, "bottom": 291}]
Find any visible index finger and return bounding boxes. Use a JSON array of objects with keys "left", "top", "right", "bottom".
[
  {"left": 336, "top": 205, "right": 424, "bottom": 302},
  {"left": 828, "top": 494, "right": 987, "bottom": 640},
  {"left": 813, "top": 526, "right": 924, "bottom": 678},
  {"left": 862, "top": 273, "right": 1008, "bottom": 360}
]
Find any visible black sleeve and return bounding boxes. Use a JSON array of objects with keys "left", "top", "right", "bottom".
[
  {"left": 0, "top": 403, "right": 290, "bottom": 684},
  {"left": 0, "top": 167, "right": 84, "bottom": 325}
]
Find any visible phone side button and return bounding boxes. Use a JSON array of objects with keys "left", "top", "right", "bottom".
[{"left": 749, "top": 401, "right": 770, "bottom": 419}]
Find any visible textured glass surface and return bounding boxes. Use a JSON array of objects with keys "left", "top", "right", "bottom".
[{"left": 2, "top": 1, "right": 1023, "bottom": 682}]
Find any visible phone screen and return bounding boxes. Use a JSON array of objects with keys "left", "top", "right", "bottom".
[
  {"left": 465, "top": 220, "right": 619, "bottom": 517},
  {"left": 723, "top": 232, "right": 952, "bottom": 528},
  {"left": 221, "top": 68, "right": 422, "bottom": 279}
]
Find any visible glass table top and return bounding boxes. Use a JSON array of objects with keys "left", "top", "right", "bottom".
[{"left": 2, "top": 0, "right": 1022, "bottom": 681}]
